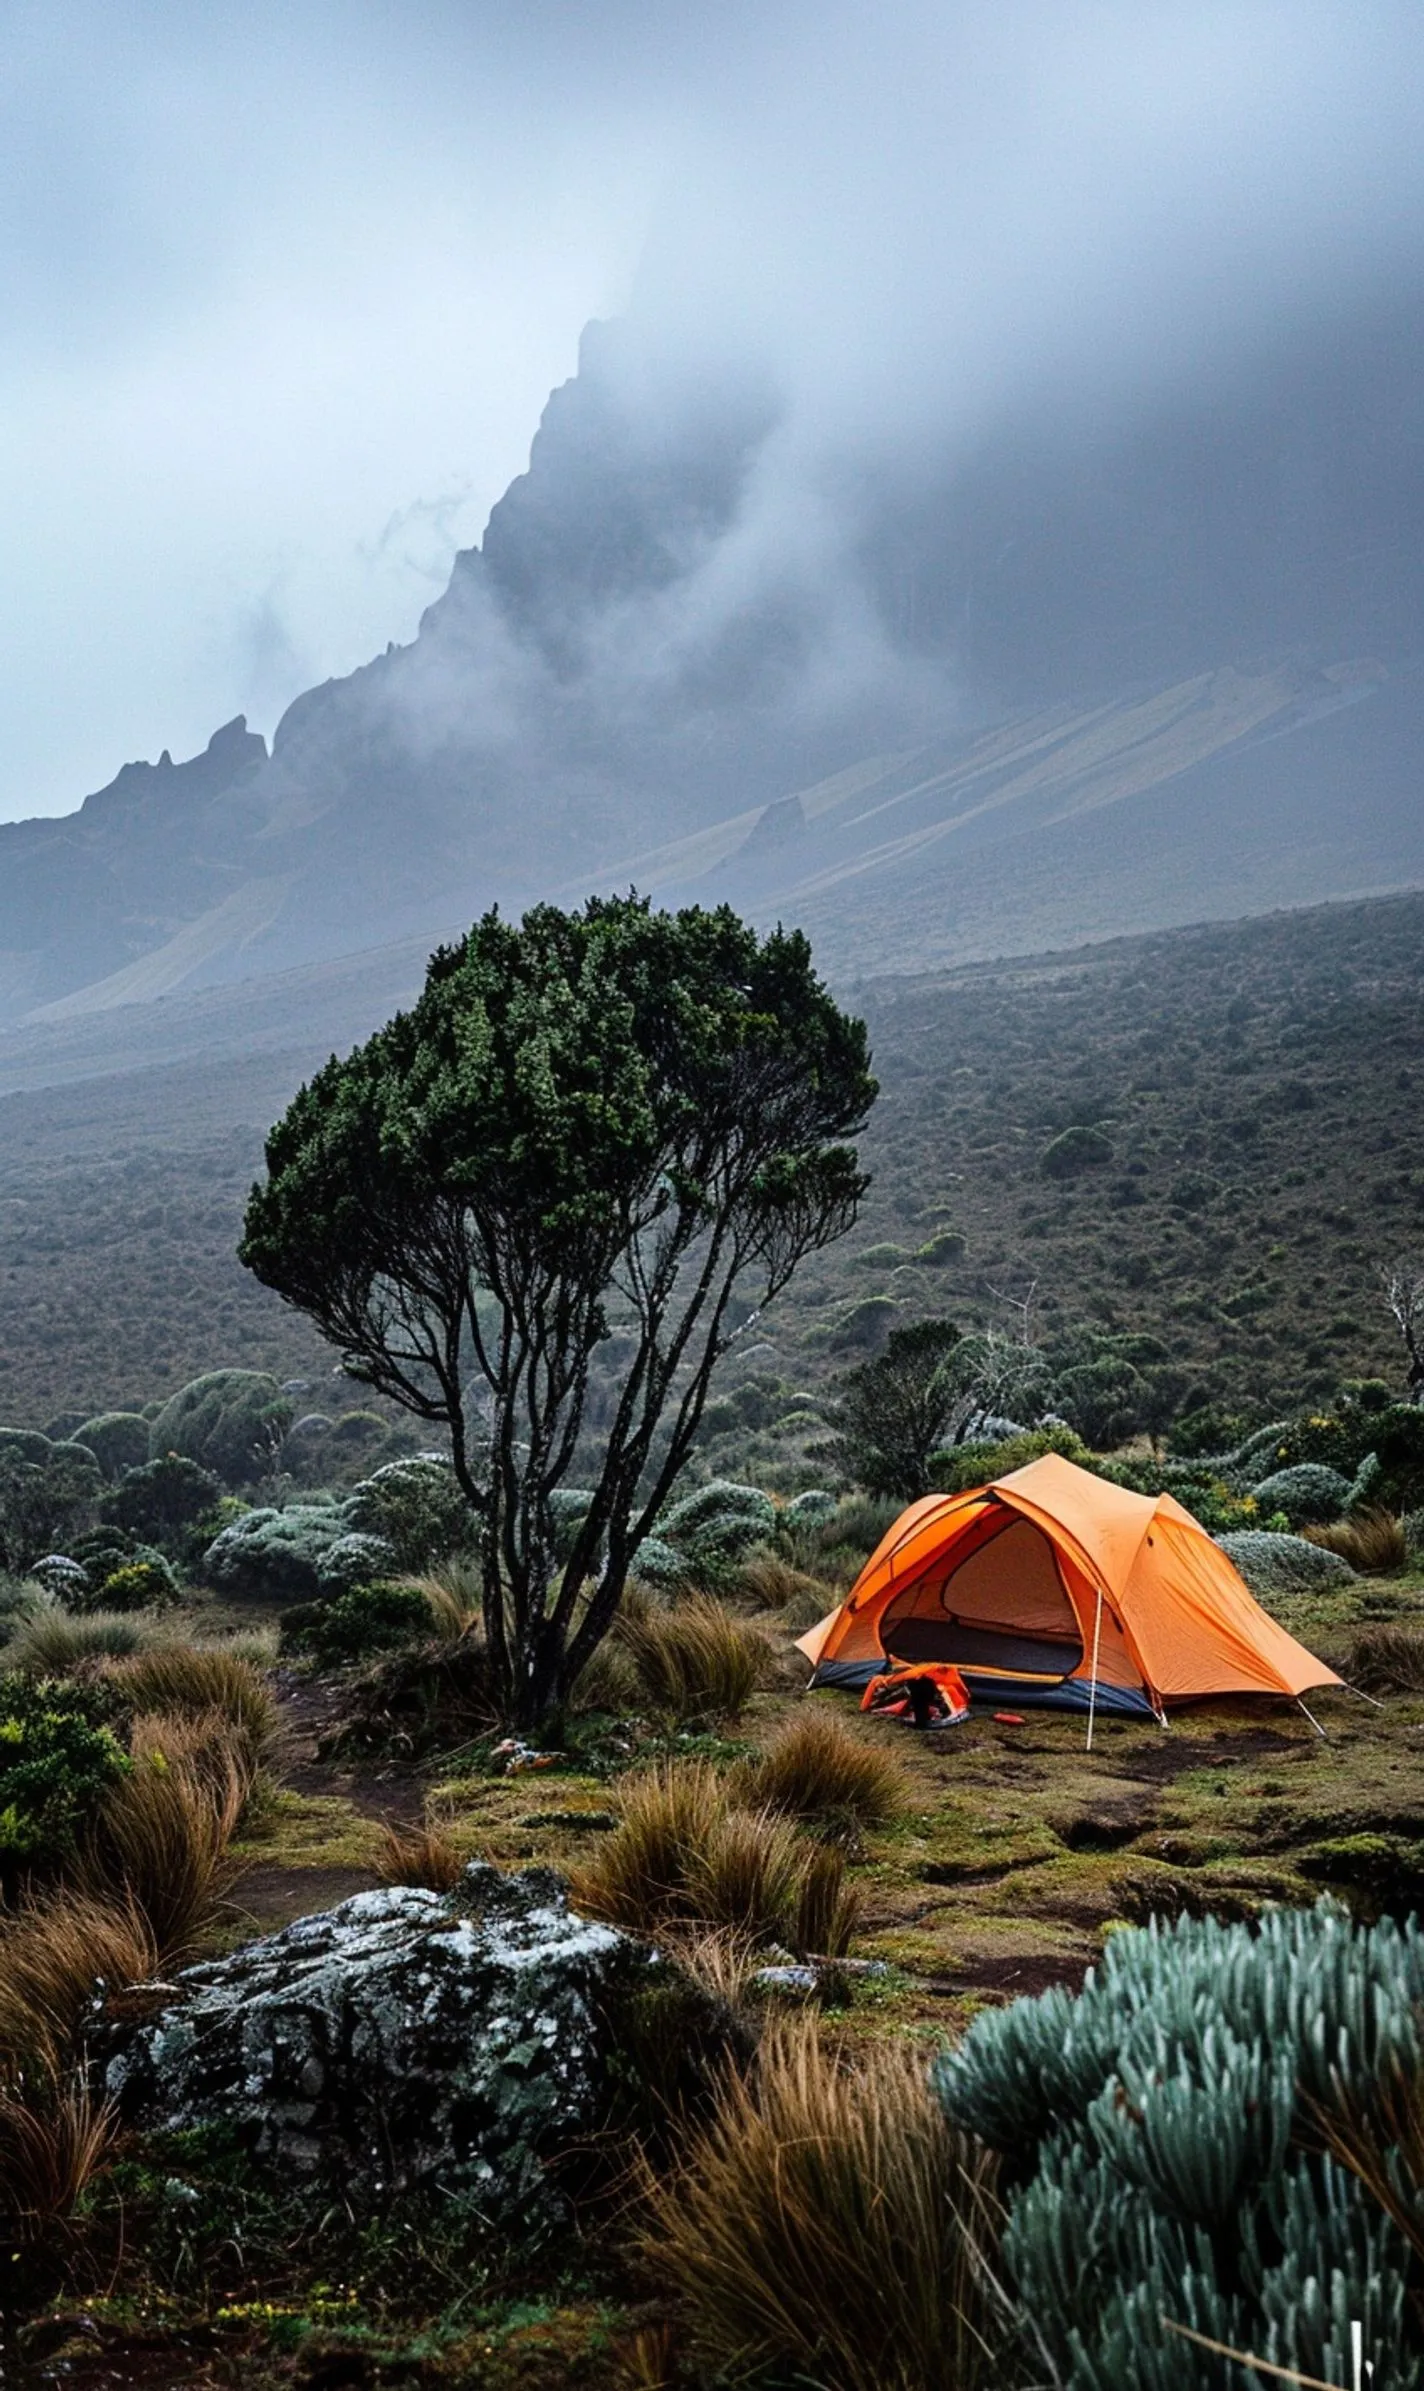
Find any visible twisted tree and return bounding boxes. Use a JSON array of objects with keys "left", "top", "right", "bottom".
[{"left": 241, "top": 896, "right": 874, "bottom": 1724}]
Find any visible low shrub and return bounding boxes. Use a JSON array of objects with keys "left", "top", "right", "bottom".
[
  {"left": 614, "top": 1594, "right": 771, "bottom": 1723},
  {"left": 1040, "top": 1123, "right": 1112, "bottom": 1178},
  {"left": 1247, "top": 1462, "right": 1352, "bottom": 1526},
  {"left": 1304, "top": 1507, "right": 1409, "bottom": 1575},
  {"left": 782, "top": 1488, "right": 838, "bottom": 1527},
  {"left": 342, "top": 1455, "right": 474, "bottom": 1573},
  {"left": 28, "top": 1555, "right": 92, "bottom": 1611},
  {"left": 1216, "top": 1528, "right": 1356, "bottom": 1600},
  {"left": 1365, "top": 1405, "right": 1424, "bottom": 1513},
  {"left": 282, "top": 1580, "right": 434, "bottom": 1668},
  {"left": 7, "top": 1605, "right": 159, "bottom": 1674},
  {"left": 72, "top": 1412, "right": 151, "bottom": 1480},
  {"left": 0, "top": 1674, "right": 129, "bottom": 1882},
  {"left": 1346, "top": 1624, "right": 1424, "bottom": 1695},
  {"left": 934, "top": 1905, "right": 1424, "bottom": 2387},
  {"left": 929, "top": 1423, "right": 1092, "bottom": 1498},
  {"left": 626, "top": 1534, "right": 690, "bottom": 1591},
  {"left": 315, "top": 1531, "right": 399, "bottom": 1598},
  {"left": 659, "top": 1480, "right": 779, "bottom": 1564},
  {"left": 101, "top": 1453, "right": 224, "bottom": 1553},
  {"left": 782, "top": 1492, "right": 903, "bottom": 1590},
  {"left": 0, "top": 1893, "right": 158, "bottom": 2072},
  {"left": 146, "top": 1368, "right": 291, "bottom": 1488},
  {"left": 87, "top": 1557, "right": 181, "bottom": 1614},
  {"left": 1406, "top": 1507, "right": 1424, "bottom": 1564},
  {"left": 574, "top": 1761, "right": 839, "bottom": 1953},
  {"left": 0, "top": 1437, "right": 104, "bottom": 1579},
  {"left": 100, "top": 1647, "right": 278, "bottom": 1777},
  {"left": 739, "top": 1707, "right": 907, "bottom": 1831},
  {"left": 201, "top": 1501, "right": 346, "bottom": 1601},
  {"left": 643, "top": 2024, "right": 1003, "bottom": 2391}
]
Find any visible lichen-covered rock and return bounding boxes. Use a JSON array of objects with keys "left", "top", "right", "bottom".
[{"left": 104, "top": 1865, "right": 647, "bottom": 2231}]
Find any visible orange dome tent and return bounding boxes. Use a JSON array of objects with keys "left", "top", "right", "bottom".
[{"left": 796, "top": 1453, "right": 1340, "bottom": 1729}]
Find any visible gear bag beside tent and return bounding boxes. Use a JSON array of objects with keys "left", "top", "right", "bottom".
[{"left": 796, "top": 1454, "right": 1340, "bottom": 1719}]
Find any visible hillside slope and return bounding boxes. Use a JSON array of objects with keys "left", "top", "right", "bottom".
[{"left": 1, "top": 889, "right": 1418, "bottom": 1433}]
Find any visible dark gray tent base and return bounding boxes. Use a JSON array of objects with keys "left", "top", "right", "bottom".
[{"left": 811, "top": 1657, "right": 1156, "bottom": 1717}]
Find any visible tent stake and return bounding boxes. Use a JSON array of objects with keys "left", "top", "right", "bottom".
[
  {"left": 1085, "top": 1585, "right": 1104, "bottom": 1752},
  {"left": 1297, "top": 1697, "right": 1329, "bottom": 1739}
]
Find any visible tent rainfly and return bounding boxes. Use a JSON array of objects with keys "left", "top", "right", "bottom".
[{"left": 796, "top": 1454, "right": 1341, "bottom": 1729}]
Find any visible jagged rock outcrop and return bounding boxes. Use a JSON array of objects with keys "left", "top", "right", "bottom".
[
  {"left": 104, "top": 1866, "right": 650, "bottom": 2229},
  {"left": 5, "top": 294, "right": 1424, "bottom": 1025}
]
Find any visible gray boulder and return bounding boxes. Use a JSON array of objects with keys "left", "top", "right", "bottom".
[{"left": 104, "top": 1865, "right": 647, "bottom": 2229}]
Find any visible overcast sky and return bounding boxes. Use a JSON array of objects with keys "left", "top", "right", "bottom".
[{"left": 4, "top": 1, "right": 1422, "bottom": 823}]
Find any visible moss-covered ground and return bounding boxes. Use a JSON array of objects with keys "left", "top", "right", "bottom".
[
  {"left": 230, "top": 1570, "right": 1424, "bottom": 2043},
  {"left": 17, "top": 1570, "right": 1424, "bottom": 2387}
]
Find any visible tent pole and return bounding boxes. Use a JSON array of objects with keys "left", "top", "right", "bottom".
[
  {"left": 1085, "top": 1585, "right": 1104, "bottom": 1752},
  {"left": 1296, "top": 1697, "right": 1328, "bottom": 1739}
]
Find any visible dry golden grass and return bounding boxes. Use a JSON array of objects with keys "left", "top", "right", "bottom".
[
  {"left": 101, "top": 1644, "right": 280, "bottom": 1773},
  {"left": 614, "top": 1594, "right": 772, "bottom": 1724},
  {"left": 0, "top": 1894, "right": 158, "bottom": 2073},
  {"left": 78, "top": 1708, "right": 249, "bottom": 1958},
  {"left": 1345, "top": 1622, "right": 1424, "bottom": 1694},
  {"left": 732, "top": 1548, "right": 839, "bottom": 1620},
  {"left": 739, "top": 1706, "right": 908, "bottom": 1831},
  {"left": 1304, "top": 1507, "right": 1409, "bottom": 1574},
  {"left": 376, "top": 1815, "right": 466, "bottom": 1893},
  {"left": 641, "top": 2022, "right": 1003, "bottom": 2391},
  {"left": 792, "top": 1841, "right": 860, "bottom": 1960},
  {"left": 0, "top": 2068, "right": 117, "bottom": 2245},
  {"left": 573, "top": 1760, "right": 839, "bottom": 1953},
  {"left": 666, "top": 1928, "right": 760, "bottom": 2013},
  {"left": 400, "top": 1568, "right": 481, "bottom": 1644}
]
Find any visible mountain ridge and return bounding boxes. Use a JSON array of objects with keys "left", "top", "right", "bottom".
[{"left": 4, "top": 302, "right": 1423, "bottom": 1025}]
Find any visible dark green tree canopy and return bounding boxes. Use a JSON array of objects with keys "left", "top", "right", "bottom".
[
  {"left": 242, "top": 896, "right": 874, "bottom": 1722},
  {"left": 827, "top": 1318, "right": 966, "bottom": 1501}
]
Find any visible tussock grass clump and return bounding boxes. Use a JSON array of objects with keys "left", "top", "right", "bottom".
[
  {"left": 731, "top": 1548, "right": 838, "bottom": 1621},
  {"left": 615, "top": 1593, "right": 771, "bottom": 1723},
  {"left": 376, "top": 1814, "right": 466, "bottom": 1893},
  {"left": 101, "top": 1644, "right": 279, "bottom": 1774},
  {"left": 793, "top": 1841, "right": 860, "bottom": 1959},
  {"left": 570, "top": 1632, "right": 642, "bottom": 1715},
  {"left": 79, "top": 1709, "right": 249, "bottom": 1957},
  {"left": 740, "top": 1707, "right": 908, "bottom": 1831},
  {"left": 1305, "top": 1507, "right": 1409, "bottom": 1575},
  {"left": 400, "top": 1569, "right": 480, "bottom": 1644},
  {"left": 642, "top": 2024, "right": 1002, "bottom": 2391},
  {"left": 193, "top": 1624, "right": 282, "bottom": 1668},
  {"left": 7, "top": 1605, "right": 159, "bottom": 1673},
  {"left": 0, "top": 2069, "right": 117, "bottom": 2245},
  {"left": 1345, "top": 1622, "right": 1424, "bottom": 1694},
  {"left": 574, "top": 1760, "right": 855, "bottom": 1953},
  {"left": 0, "top": 1894, "right": 158, "bottom": 2073}
]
